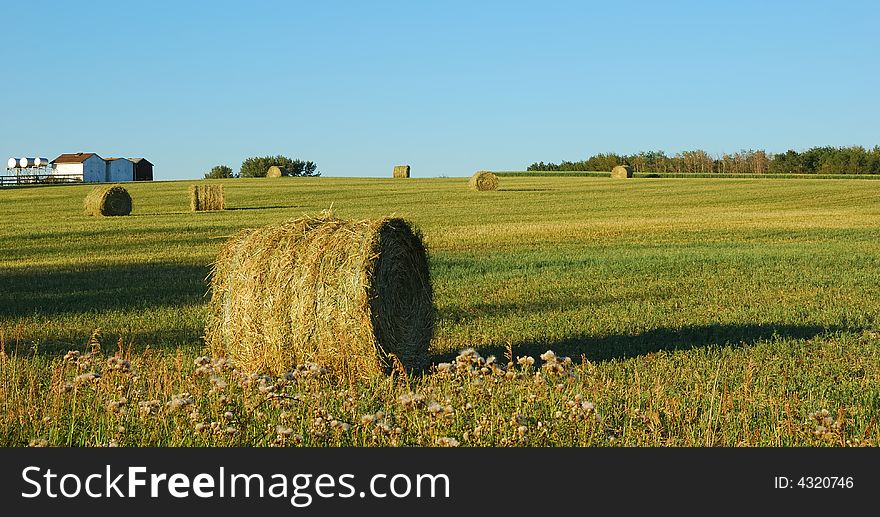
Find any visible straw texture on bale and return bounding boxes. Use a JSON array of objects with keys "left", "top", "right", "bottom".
[
  {"left": 393, "top": 165, "right": 411, "bottom": 178},
  {"left": 611, "top": 165, "right": 633, "bottom": 178},
  {"left": 83, "top": 185, "right": 132, "bottom": 216},
  {"left": 190, "top": 184, "right": 225, "bottom": 211},
  {"left": 205, "top": 215, "right": 435, "bottom": 379},
  {"left": 267, "top": 166, "right": 284, "bottom": 178},
  {"left": 468, "top": 171, "right": 499, "bottom": 191}
]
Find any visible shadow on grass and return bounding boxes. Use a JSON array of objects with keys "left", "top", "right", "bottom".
[
  {"left": 429, "top": 323, "right": 847, "bottom": 366},
  {"left": 499, "top": 188, "right": 554, "bottom": 192},
  {"left": 0, "top": 262, "right": 209, "bottom": 353},
  {"left": 0, "top": 262, "right": 209, "bottom": 319}
]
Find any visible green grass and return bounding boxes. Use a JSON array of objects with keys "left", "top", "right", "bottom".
[{"left": 2, "top": 176, "right": 879, "bottom": 446}]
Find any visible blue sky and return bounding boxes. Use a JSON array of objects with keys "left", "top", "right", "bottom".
[{"left": 1, "top": 1, "right": 877, "bottom": 179}]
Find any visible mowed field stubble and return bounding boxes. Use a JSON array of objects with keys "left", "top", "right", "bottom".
[{"left": 2, "top": 176, "right": 880, "bottom": 446}]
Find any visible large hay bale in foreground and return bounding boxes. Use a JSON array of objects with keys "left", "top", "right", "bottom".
[
  {"left": 468, "top": 171, "right": 499, "bottom": 191},
  {"left": 205, "top": 215, "right": 435, "bottom": 379},
  {"left": 190, "top": 184, "right": 225, "bottom": 211},
  {"left": 83, "top": 185, "right": 132, "bottom": 216},
  {"left": 393, "top": 165, "right": 411, "bottom": 178},
  {"left": 611, "top": 165, "right": 633, "bottom": 178},
  {"left": 267, "top": 166, "right": 284, "bottom": 178}
]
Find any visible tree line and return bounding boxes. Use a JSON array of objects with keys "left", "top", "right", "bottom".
[
  {"left": 205, "top": 155, "right": 320, "bottom": 179},
  {"left": 528, "top": 146, "right": 880, "bottom": 175}
]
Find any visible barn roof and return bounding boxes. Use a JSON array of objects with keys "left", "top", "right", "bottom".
[
  {"left": 52, "top": 153, "right": 101, "bottom": 164},
  {"left": 129, "top": 158, "right": 152, "bottom": 165},
  {"left": 105, "top": 157, "right": 131, "bottom": 162}
]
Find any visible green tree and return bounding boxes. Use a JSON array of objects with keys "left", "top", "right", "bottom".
[
  {"left": 528, "top": 146, "right": 880, "bottom": 175},
  {"left": 205, "top": 165, "right": 235, "bottom": 179},
  {"left": 239, "top": 155, "right": 320, "bottom": 178}
]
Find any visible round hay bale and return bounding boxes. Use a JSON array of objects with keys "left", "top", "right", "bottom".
[
  {"left": 393, "top": 165, "right": 411, "bottom": 178},
  {"left": 267, "top": 165, "right": 284, "bottom": 178},
  {"left": 611, "top": 165, "right": 633, "bottom": 178},
  {"left": 205, "top": 215, "right": 435, "bottom": 379},
  {"left": 83, "top": 185, "right": 132, "bottom": 216},
  {"left": 468, "top": 171, "right": 499, "bottom": 191}
]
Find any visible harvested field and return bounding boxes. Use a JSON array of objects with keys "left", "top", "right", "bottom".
[{"left": 2, "top": 176, "right": 879, "bottom": 446}]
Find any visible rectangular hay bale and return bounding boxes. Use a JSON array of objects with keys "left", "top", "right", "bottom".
[
  {"left": 190, "top": 184, "right": 225, "bottom": 211},
  {"left": 393, "top": 165, "right": 411, "bottom": 178}
]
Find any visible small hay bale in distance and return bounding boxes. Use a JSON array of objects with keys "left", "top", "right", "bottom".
[
  {"left": 611, "top": 165, "right": 633, "bottom": 178},
  {"left": 205, "top": 215, "right": 435, "bottom": 380},
  {"left": 393, "top": 165, "right": 411, "bottom": 178},
  {"left": 267, "top": 165, "right": 285, "bottom": 178},
  {"left": 468, "top": 170, "right": 499, "bottom": 191},
  {"left": 83, "top": 184, "right": 132, "bottom": 216},
  {"left": 190, "top": 184, "right": 225, "bottom": 211}
]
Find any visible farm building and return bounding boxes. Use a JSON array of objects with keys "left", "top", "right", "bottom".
[
  {"left": 105, "top": 158, "right": 134, "bottom": 182},
  {"left": 131, "top": 158, "right": 153, "bottom": 181},
  {"left": 49, "top": 153, "right": 154, "bottom": 182},
  {"left": 51, "top": 153, "right": 107, "bottom": 183}
]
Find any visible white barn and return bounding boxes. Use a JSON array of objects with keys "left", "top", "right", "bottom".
[
  {"left": 51, "top": 153, "right": 107, "bottom": 182},
  {"left": 105, "top": 158, "right": 134, "bottom": 182}
]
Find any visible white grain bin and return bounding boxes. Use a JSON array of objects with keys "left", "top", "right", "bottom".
[
  {"left": 18, "top": 157, "right": 35, "bottom": 168},
  {"left": 34, "top": 157, "right": 49, "bottom": 167},
  {"left": 7, "top": 158, "right": 18, "bottom": 169}
]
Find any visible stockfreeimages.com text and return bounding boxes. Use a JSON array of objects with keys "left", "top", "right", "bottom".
[{"left": 21, "top": 466, "right": 450, "bottom": 507}]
